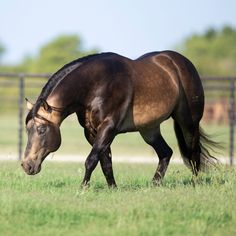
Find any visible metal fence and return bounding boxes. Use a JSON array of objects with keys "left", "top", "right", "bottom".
[{"left": 0, "top": 73, "right": 235, "bottom": 165}]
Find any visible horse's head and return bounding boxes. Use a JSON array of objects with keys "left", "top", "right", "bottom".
[{"left": 21, "top": 99, "right": 62, "bottom": 175}]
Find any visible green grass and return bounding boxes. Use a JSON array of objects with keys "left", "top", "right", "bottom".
[{"left": 0, "top": 161, "right": 236, "bottom": 236}]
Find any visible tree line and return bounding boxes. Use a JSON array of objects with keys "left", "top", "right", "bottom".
[
  {"left": 0, "top": 35, "right": 98, "bottom": 74},
  {"left": 0, "top": 25, "right": 236, "bottom": 76}
]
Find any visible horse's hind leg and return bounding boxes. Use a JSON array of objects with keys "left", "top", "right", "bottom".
[{"left": 140, "top": 128, "right": 173, "bottom": 185}]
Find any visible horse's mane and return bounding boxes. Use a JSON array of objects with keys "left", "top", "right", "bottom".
[
  {"left": 40, "top": 52, "right": 114, "bottom": 101},
  {"left": 26, "top": 52, "right": 114, "bottom": 124}
]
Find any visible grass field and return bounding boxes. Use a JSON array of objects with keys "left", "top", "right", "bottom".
[{"left": 0, "top": 161, "right": 236, "bottom": 236}]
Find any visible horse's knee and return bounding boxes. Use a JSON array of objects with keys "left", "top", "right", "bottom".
[
  {"left": 157, "top": 146, "right": 173, "bottom": 160},
  {"left": 85, "top": 155, "right": 99, "bottom": 171}
]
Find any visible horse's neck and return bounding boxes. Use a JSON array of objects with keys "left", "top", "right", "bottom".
[
  {"left": 45, "top": 98, "right": 75, "bottom": 126},
  {"left": 46, "top": 81, "right": 85, "bottom": 125}
]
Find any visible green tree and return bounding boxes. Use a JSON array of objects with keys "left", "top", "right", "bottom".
[
  {"left": 26, "top": 34, "right": 98, "bottom": 73},
  {"left": 0, "top": 41, "right": 6, "bottom": 64},
  {"left": 178, "top": 25, "right": 236, "bottom": 76}
]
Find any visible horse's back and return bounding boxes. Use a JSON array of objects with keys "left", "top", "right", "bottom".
[{"left": 138, "top": 50, "right": 203, "bottom": 95}]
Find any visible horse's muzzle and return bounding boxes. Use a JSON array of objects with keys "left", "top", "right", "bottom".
[{"left": 21, "top": 159, "right": 41, "bottom": 175}]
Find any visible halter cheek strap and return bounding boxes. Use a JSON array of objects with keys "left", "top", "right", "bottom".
[
  {"left": 33, "top": 99, "right": 64, "bottom": 126},
  {"left": 34, "top": 113, "right": 52, "bottom": 124}
]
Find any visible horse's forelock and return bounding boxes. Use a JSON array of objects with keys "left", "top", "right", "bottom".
[
  {"left": 25, "top": 110, "right": 33, "bottom": 125},
  {"left": 25, "top": 99, "right": 42, "bottom": 125}
]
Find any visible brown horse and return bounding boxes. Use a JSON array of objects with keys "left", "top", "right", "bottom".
[{"left": 22, "top": 51, "right": 216, "bottom": 187}]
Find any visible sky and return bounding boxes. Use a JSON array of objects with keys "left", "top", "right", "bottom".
[{"left": 1, "top": 0, "right": 236, "bottom": 64}]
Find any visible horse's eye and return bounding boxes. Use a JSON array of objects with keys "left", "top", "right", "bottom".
[{"left": 37, "top": 126, "right": 47, "bottom": 135}]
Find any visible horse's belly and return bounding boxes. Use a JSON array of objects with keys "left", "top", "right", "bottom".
[
  {"left": 133, "top": 87, "right": 178, "bottom": 128},
  {"left": 133, "top": 103, "right": 171, "bottom": 128},
  {"left": 120, "top": 94, "right": 178, "bottom": 132}
]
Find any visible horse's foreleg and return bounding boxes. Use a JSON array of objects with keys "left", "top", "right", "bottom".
[
  {"left": 100, "top": 148, "right": 117, "bottom": 188},
  {"left": 84, "top": 129, "right": 117, "bottom": 188},
  {"left": 82, "top": 118, "right": 116, "bottom": 187}
]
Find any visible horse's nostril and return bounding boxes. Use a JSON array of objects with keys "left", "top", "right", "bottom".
[
  {"left": 22, "top": 160, "right": 35, "bottom": 175},
  {"left": 28, "top": 162, "right": 34, "bottom": 174}
]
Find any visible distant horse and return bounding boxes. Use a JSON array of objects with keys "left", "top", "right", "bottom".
[
  {"left": 203, "top": 98, "right": 229, "bottom": 124},
  {"left": 22, "top": 51, "right": 216, "bottom": 187}
]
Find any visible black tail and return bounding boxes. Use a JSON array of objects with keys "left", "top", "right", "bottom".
[
  {"left": 174, "top": 121, "right": 219, "bottom": 172},
  {"left": 198, "top": 127, "right": 220, "bottom": 170}
]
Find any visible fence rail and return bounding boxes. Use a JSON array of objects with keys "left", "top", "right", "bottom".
[{"left": 0, "top": 73, "right": 235, "bottom": 165}]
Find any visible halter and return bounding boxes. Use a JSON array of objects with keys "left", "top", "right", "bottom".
[{"left": 27, "top": 98, "right": 64, "bottom": 126}]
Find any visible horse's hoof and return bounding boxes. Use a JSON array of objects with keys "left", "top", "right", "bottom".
[
  {"left": 152, "top": 179, "right": 162, "bottom": 186},
  {"left": 81, "top": 181, "right": 90, "bottom": 190},
  {"left": 108, "top": 183, "right": 117, "bottom": 189}
]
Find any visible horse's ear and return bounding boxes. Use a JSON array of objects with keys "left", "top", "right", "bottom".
[
  {"left": 25, "top": 98, "right": 34, "bottom": 110},
  {"left": 40, "top": 99, "right": 52, "bottom": 113}
]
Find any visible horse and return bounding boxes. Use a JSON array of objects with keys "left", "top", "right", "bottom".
[{"left": 21, "top": 50, "right": 217, "bottom": 188}]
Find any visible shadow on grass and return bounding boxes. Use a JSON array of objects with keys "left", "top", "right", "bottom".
[
  {"left": 39, "top": 165, "right": 233, "bottom": 192},
  {"left": 85, "top": 173, "right": 231, "bottom": 192},
  {"left": 43, "top": 180, "right": 67, "bottom": 188},
  {"left": 162, "top": 170, "right": 230, "bottom": 188}
]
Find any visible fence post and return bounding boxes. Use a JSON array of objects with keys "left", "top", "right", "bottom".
[
  {"left": 229, "top": 78, "right": 235, "bottom": 166},
  {"left": 18, "top": 74, "right": 25, "bottom": 160}
]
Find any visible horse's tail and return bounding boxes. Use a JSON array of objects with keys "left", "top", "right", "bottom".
[
  {"left": 198, "top": 127, "right": 220, "bottom": 170},
  {"left": 174, "top": 121, "right": 219, "bottom": 172}
]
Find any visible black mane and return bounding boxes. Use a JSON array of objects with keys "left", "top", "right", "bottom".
[
  {"left": 39, "top": 52, "right": 114, "bottom": 102},
  {"left": 27, "top": 52, "right": 115, "bottom": 122}
]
